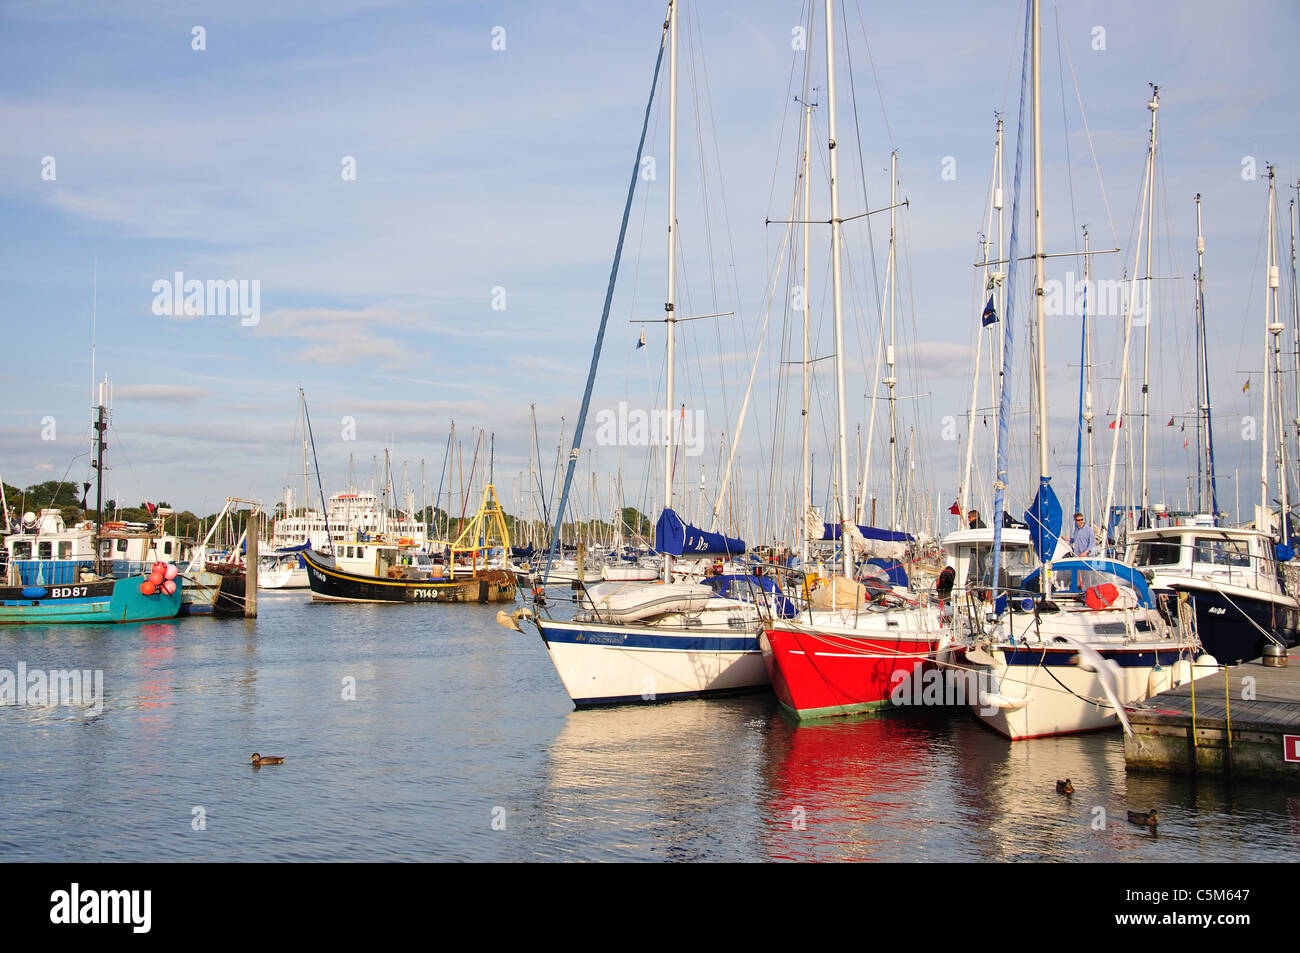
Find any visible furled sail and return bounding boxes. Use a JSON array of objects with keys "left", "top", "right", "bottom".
[{"left": 654, "top": 508, "right": 745, "bottom": 557}]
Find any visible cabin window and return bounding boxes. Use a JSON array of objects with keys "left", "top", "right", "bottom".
[
  {"left": 58, "top": 542, "right": 72, "bottom": 558},
  {"left": 1132, "top": 540, "right": 1182, "bottom": 567},
  {"left": 164, "top": 541, "right": 173, "bottom": 555},
  {"left": 38, "top": 542, "right": 53, "bottom": 559},
  {"left": 12, "top": 541, "right": 31, "bottom": 559},
  {"left": 1193, "top": 538, "right": 1249, "bottom": 568},
  {"left": 116, "top": 539, "right": 128, "bottom": 553}
]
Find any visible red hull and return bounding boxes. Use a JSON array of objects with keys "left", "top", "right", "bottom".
[{"left": 762, "top": 625, "right": 940, "bottom": 719}]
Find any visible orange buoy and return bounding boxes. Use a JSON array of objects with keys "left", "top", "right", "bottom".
[{"left": 140, "top": 581, "right": 156, "bottom": 595}]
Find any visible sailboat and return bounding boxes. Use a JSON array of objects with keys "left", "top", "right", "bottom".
[
  {"left": 958, "top": 1, "right": 1212, "bottom": 740},
  {"left": 759, "top": 0, "right": 952, "bottom": 721},
  {"left": 1127, "top": 178, "right": 1300, "bottom": 662},
  {"left": 526, "top": 0, "right": 785, "bottom": 706}
]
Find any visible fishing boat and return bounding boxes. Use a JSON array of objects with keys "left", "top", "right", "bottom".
[
  {"left": 303, "top": 484, "right": 515, "bottom": 603},
  {"left": 0, "top": 383, "right": 182, "bottom": 624}
]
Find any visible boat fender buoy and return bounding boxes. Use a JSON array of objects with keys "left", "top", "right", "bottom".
[
  {"left": 162, "top": 579, "right": 177, "bottom": 596},
  {"left": 21, "top": 586, "right": 47, "bottom": 599},
  {"left": 140, "top": 581, "right": 157, "bottom": 595},
  {"left": 164, "top": 563, "right": 179, "bottom": 581}
]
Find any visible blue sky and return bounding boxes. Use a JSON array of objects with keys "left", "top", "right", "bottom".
[{"left": 1, "top": 0, "right": 1298, "bottom": 535}]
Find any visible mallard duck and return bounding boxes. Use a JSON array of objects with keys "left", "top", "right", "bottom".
[
  {"left": 1127, "top": 809, "right": 1158, "bottom": 827},
  {"left": 250, "top": 752, "right": 285, "bottom": 766},
  {"left": 1055, "top": 778, "right": 1074, "bottom": 795}
]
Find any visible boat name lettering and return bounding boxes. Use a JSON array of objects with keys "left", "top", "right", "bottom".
[{"left": 50, "top": 587, "right": 89, "bottom": 599}]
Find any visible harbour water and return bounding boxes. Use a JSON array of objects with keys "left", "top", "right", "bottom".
[{"left": 0, "top": 592, "right": 1295, "bottom": 862}]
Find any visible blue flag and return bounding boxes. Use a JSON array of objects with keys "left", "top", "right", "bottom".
[{"left": 981, "top": 294, "right": 998, "bottom": 327}]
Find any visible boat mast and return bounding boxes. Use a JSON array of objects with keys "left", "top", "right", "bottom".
[
  {"left": 1139, "top": 87, "right": 1159, "bottom": 522},
  {"left": 800, "top": 94, "right": 813, "bottom": 567},
  {"left": 1030, "top": 0, "right": 1051, "bottom": 595},
  {"left": 1265, "top": 165, "right": 1289, "bottom": 542},
  {"left": 962, "top": 118, "right": 1003, "bottom": 520},
  {"left": 824, "top": 0, "right": 852, "bottom": 579},
  {"left": 1290, "top": 188, "right": 1300, "bottom": 506},
  {"left": 662, "top": 0, "right": 678, "bottom": 583},
  {"left": 1193, "top": 193, "right": 1220, "bottom": 520},
  {"left": 886, "top": 151, "right": 899, "bottom": 532},
  {"left": 93, "top": 377, "right": 107, "bottom": 576}
]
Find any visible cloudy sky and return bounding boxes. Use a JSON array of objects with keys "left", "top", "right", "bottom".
[{"left": 1, "top": 0, "right": 1297, "bottom": 537}]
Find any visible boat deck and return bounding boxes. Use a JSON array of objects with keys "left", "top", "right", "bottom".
[{"left": 1124, "top": 652, "right": 1300, "bottom": 780}]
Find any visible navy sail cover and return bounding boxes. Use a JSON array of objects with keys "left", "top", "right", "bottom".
[
  {"left": 655, "top": 508, "right": 745, "bottom": 557},
  {"left": 821, "top": 523, "right": 913, "bottom": 543}
]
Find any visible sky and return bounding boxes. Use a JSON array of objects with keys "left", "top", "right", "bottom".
[{"left": 1, "top": 0, "right": 1298, "bottom": 538}]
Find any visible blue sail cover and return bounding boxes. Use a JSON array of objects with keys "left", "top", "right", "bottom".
[
  {"left": 654, "top": 508, "right": 745, "bottom": 557},
  {"left": 1024, "top": 477, "right": 1062, "bottom": 563},
  {"left": 820, "top": 523, "right": 913, "bottom": 543}
]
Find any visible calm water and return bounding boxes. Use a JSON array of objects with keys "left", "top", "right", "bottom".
[{"left": 0, "top": 591, "right": 1296, "bottom": 862}]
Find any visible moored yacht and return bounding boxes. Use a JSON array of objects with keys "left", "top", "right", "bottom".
[{"left": 1126, "top": 519, "right": 1299, "bottom": 663}]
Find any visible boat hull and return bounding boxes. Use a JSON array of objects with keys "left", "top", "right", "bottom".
[
  {"left": 303, "top": 549, "right": 516, "bottom": 604},
  {"left": 1157, "top": 584, "right": 1299, "bottom": 664},
  {"left": 536, "top": 618, "right": 767, "bottom": 706},
  {"left": 761, "top": 619, "right": 940, "bottom": 720},
  {"left": 969, "top": 644, "right": 1196, "bottom": 740},
  {"left": 0, "top": 575, "right": 182, "bottom": 625}
]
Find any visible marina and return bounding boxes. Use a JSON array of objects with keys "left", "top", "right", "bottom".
[{"left": 1, "top": 0, "right": 1298, "bottom": 883}]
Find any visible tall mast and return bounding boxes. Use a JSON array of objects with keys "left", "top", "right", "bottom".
[
  {"left": 1265, "top": 166, "right": 1288, "bottom": 541},
  {"left": 662, "top": 0, "right": 678, "bottom": 583},
  {"left": 300, "top": 388, "right": 309, "bottom": 516},
  {"left": 1139, "top": 87, "right": 1159, "bottom": 521},
  {"left": 962, "top": 118, "right": 1003, "bottom": 520},
  {"left": 1075, "top": 226, "right": 1091, "bottom": 516},
  {"left": 1290, "top": 188, "right": 1300, "bottom": 501},
  {"left": 1193, "top": 193, "right": 1220, "bottom": 519},
  {"left": 800, "top": 95, "right": 813, "bottom": 566},
  {"left": 1262, "top": 166, "right": 1276, "bottom": 527},
  {"left": 824, "top": 0, "right": 851, "bottom": 579},
  {"left": 1029, "top": 0, "right": 1052, "bottom": 595},
  {"left": 1103, "top": 87, "right": 1156, "bottom": 545},
  {"left": 93, "top": 377, "right": 107, "bottom": 575},
  {"left": 886, "top": 151, "right": 899, "bottom": 532}
]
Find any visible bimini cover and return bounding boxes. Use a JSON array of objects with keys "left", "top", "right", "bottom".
[
  {"left": 654, "top": 508, "right": 745, "bottom": 558},
  {"left": 1024, "top": 477, "right": 1063, "bottom": 564},
  {"left": 1020, "top": 558, "right": 1155, "bottom": 609},
  {"left": 510, "top": 545, "right": 535, "bottom": 559}
]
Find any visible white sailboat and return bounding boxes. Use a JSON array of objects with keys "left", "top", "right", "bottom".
[
  {"left": 529, "top": 0, "right": 778, "bottom": 707},
  {"left": 959, "top": 1, "right": 1214, "bottom": 740}
]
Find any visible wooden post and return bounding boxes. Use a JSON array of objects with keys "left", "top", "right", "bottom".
[{"left": 245, "top": 511, "right": 259, "bottom": 618}]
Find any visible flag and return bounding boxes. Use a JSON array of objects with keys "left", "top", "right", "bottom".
[
  {"left": 637, "top": 329, "right": 646, "bottom": 349},
  {"left": 981, "top": 294, "right": 998, "bottom": 327},
  {"left": 144, "top": 502, "right": 156, "bottom": 515},
  {"left": 1184, "top": 439, "right": 1189, "bottom": 449},
  {"left": 1243, "top": 378, "right": 1250, "bottom": 393},
  {"left": 1167, "top": 417, "right": 1175, "bottom": 427},
  {"left": 1181, "top": 422, "right": 1185, "bottom": 432},
  {"left": 949, "top": 499, "right": 961, "bottom": 515},
  {"left": 1109, "top": 418, "right": 1122, "bottom": 430}
]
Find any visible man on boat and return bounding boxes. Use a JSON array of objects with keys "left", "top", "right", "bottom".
[
  {"left": 966, "top": 509, "right": 986, "bottom": 529},
  {"left": 1069, "top": 513, "right": 1096, "bottom": 558}
]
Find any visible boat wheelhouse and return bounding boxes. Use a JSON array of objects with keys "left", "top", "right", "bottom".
[{"left": 1125, "top": 519, "right": 1299, "bottom": 663}]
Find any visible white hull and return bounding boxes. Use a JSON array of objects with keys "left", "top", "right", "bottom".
[
  {"left": 536, "top": 615, "right": 768, "bottom": 706},
  {"left": 962, "top": 605, "right": 1212, "bottom": 739},
  {"left": 258, "top": 566, "right": 309, "bottom": 589}
]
